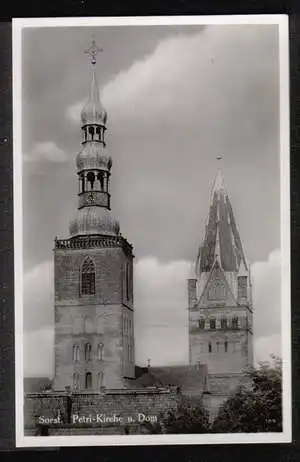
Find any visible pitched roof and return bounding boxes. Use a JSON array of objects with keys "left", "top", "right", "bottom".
[
  {"left": 195, "top": 170, "right": 247, "bottom": 275},
  {"left": 127, "top": 365, "right": 207, "bottom": 395}
]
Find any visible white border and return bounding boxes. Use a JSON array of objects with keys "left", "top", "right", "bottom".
[{"left": 13, "top": 15, "right": 291, "bottom": 447}]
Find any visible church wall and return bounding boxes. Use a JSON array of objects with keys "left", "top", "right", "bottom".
[
  {"left": 189, "top": 330, "right": 250, "bottom": 374},
  {"left": 54, "top": 244, "right": 135, "bottom": 389},
  {"left": 24, "top": 389, "right": 180, "bottom": 434},
  {"left": 54, "top": 304, "right": 126, "bottom": 390},
  {"left": 54, "top": 246, "right": 127, "bottom": 305}
]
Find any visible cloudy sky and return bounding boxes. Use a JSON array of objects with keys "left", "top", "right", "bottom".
[{"left": 21, "top": 23, "right": 282, "bottom": 377}]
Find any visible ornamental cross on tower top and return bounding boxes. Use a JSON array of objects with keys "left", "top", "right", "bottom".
[{"left": 84, "top": 39, "right": 103, "bottom": 66}]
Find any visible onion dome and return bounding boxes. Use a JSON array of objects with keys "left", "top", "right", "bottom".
[
  {"left": 69, "top": 206, "right": 120, "bottom": 238},
  {"left": 76, "top": 143, "right": 112, "bottom": 171},
  {"left": 81, "top": 66, "right": 107, "bottom": 127}
]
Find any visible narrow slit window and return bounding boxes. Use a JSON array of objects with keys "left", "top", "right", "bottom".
[
  {"left": 85, "top": 343, "right": 92, "bottom": 361},
  {"left": 73, "top": 345, "right": 80, "bottom": 362},
  {"left": 221, "top": 317, "right": 227, "bottom": 329},
  {"left": 209, "top": 318, "right": 216, "bottom": 330},
  {"left": 232, "top": 316, "right": 239, "bottom": 329},
  {"left": 198, "top": 319, "right": 205, "bottom": 329},
  {"left": 85, "top": 372, "right": 92, "bottom": 389},
  {"left": 97, "top": 343, "right": 104, "bottom": 361}
]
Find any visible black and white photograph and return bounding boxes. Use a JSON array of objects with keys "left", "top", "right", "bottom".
[{"left": 13, "top": 15, "right": 290, "bottom": 446}]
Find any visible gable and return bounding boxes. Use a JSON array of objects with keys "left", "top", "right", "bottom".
[{"left": 197, "top": 262, "right": 237, "bottom": 308}]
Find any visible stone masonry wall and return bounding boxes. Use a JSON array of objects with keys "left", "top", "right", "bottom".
[{"left": 24, "top": 389, "right": 180, "bottom": 435}]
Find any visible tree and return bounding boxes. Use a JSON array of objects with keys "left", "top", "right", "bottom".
[
  {"left": 212, "top": 355, "right": 282, "bottom": 433},
  {"left": 143, "top": 399, "right": 210, "bottom": 434}
]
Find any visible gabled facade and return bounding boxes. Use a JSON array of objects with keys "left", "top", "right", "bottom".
[{"left": 188, "top": 170, "right": 253, "bottom": 412}]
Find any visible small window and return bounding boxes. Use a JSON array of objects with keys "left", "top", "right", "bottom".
[
  {"left": 73, "top": 345, "right": 80, "bottom": 362},
  {"left": 221, "top": 317, "right": 227, "bottom": 329},
  {"left": 209, "top": 318, "right": 216, "bottom": 330},
  {"left": 97, "top": 343, "right": 104, "bottom": 361},
  {"left": 198, "top": 319, "right": 205, "bottom": 329},
  {"left": 224, "top": 340, "right": 228, "bottom": 353},
  {"left": 85, "top": 372, "right": 92, "bottom": 389},
  {"left": 216, "top": 341, "right": 220, "bottom": 353},
  {"left": 89, "top": 126, "right": 95, "bottom": 140},
  {"left": 73, "top": 373, "right": 79, "bottom": 388},
  {"left": 238, "top": 275, "right": 247, "bottom": 298},
  {"left": 85, "top": 343, "right": 92, "bottom": 361},
  {"left": 87, "top": 171, "right": 95, "bottom": 190},
  {"left": 81, "top": 257, "right": 95, "bottom": 296},
  {"left": 208, "top": 342, "right": 212, "bottom": 353},
  {"left": 232, "top": 316, "right": 239, "bottom": 329},
  {"left": 98, "top": 371, "right": 104, "bottom": 389}
]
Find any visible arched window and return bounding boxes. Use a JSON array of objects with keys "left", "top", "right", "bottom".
[
  {"left": 238, "top": 275, "right": 247, "bottom": 299},
  {"left": 81, "top": 257, "right": 95, "bottom": 296},
  {"left": 89, "top": 126, "right": 95, "bottom": 141},
  {"left": 224, "top": 340, "right": 228, "bottom": 353},
  {"left": 73, "top": 345, "right": 80, "bottom": 362},
  {"left": 221, "top": 317, "right": 227, "bottom": 329},
  {"left": 79, "top": 173, "right": 85, "bottom": 194},
  {"left": 198, "top": 318, "right": 205, "bottom": 329},
  {"left": 85, "top": 372, "right": 92, "bottom": 389},
  {"left": 97, "top": 171, "right": 104, "bottom": 190},
  {"left": 98, "top": 371, "right": 104, "bottom": 389},
  {"left": 232, "top": 315, "right": 239, "bottom": 329},
  {"left": 208, "top": 342, "right": 212, "bottom": 353},
  {"left": 73, "top": 373, "right": 79, "bottom": 389},
  {"left": 87, "top": 171, "right": 95, "bottom": 190},
  {"left": 209, "top": 318, "right": 216, "bottom": 330},
  {"left": 85, "top": 343, "right": 92, "bottom": 361},
  {"left": 97, "top": 343, "right": 104, "bottom": 361},
  {"left": 96, "top": 126, "right": 101, "bottom": 142},
  {"left": 216, "top": 341, "right": 220, "bottom": 353}
]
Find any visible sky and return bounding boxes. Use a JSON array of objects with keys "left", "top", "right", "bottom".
[{"left": 20, "top": 23, "right": 283, "bottom": 377}]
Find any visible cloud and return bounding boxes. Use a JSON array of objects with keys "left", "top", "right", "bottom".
[
  {"left": 24, "top": 141, "right": 67, "bottom": 163},
  {"left": 100, "top": 25, "right": 278, "bottom": 136},
  {"left": 24, "top": 327, "right": 54, "bottom": 377},
  {"left": 23, "top": 248, "right": 282, "bottom": 375},
  {"left": 254, "top": 334, "right": 281, "bottom": 366},
  {"left": 251, "top": 248, "right": 281, "bottom": 339},
  {"left": 65, "top": 100, "right": 85, "bottom": 125},
  {"left": 23, "top": 260, "right": 54, "bottom": 332}
]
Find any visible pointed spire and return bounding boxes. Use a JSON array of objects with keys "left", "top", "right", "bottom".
[
  {"left": 211, "top": 168, "right": 226, "bottom": 201},
  {"left": 214, "top": 221, "right": 221, "bottom": 265},
  {"left": 195, "top": 162, "right": 247, "bottom": 275},
  {"left": 81, "top": 40, "right": 107, "bottom": 127}
]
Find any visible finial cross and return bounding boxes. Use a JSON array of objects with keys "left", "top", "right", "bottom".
[{"left": 84, "top": 39, "right": 103, "bottom": 66}]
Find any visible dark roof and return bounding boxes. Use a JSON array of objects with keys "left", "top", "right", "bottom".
[
  {"left": 24, "top": 377, "right": 53, "bottom": 393},
  {"left": 127, "top": 365, "right": 207, "bottom": 395},
  {"left": 196, "top": 172, "right": 247, "bottom": 274}
]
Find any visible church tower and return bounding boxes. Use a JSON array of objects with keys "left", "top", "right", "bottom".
[
  {"left": 188, "top": 169, "right": 253, "bottom": 405},
  {"left": 53, "top": 42, "right": 135, "bottom": 391}
]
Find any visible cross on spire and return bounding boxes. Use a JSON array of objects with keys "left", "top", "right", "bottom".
[{"left": 84, "top": 39, "right": 103, "bottom": 66}]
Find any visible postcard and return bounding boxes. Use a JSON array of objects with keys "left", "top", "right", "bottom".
[{"left": 13, "top": 15, "right": 291, "bottom": 447}]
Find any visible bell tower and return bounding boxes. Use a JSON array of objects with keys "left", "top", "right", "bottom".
[
  {"left": 188, "top": 169, "right": 253, "bottom": 403},
  {"left": 53, "top": 41, "right": 135, "bottom": 392}
]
